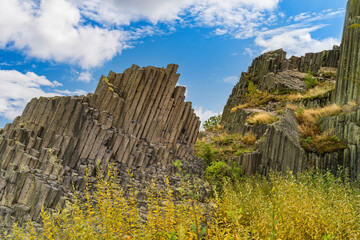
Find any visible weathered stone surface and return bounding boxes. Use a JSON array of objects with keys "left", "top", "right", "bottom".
[
  {"left": 222, "top": 0, "right": 360, "bottom": 179},
  {"left": 222, "top": 47, "right": 340, "bottom": 125},
  {"left": 0, "top": 64, "right": 205, "bottom": 228},
  {"left": 236, "top": 109, "right": 307, "bottom": 175},
  {"left": 261, "top": 70, "right": 307, "bottom": 92},
  {"left": 335, "top": 0, "right": 360, "bottom": 105}
]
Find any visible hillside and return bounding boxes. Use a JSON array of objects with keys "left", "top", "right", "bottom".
[{"left": 1, "top": 0, "right": 360, "bottom": 238}]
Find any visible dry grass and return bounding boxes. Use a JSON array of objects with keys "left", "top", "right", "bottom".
[
  {"left": 230, "top": 103, "right": 249, "bottom": 113},
  {"left": 293, "top": 104, "right": 348, "bottom": 154},
  {"left": 285, "top": 103, "right": 299, "bottom": 111},
  {"left": 287, "top": 82, "right": 335, "bottom": 102},
  {"left": 297, "top": 104, "right": 342, "bottom": 125},
  {"left": 247, "top": 112, "right": 279, "bottom": 125},
  {"left": 300, "top": 131, "right": 347, "bottom": 155},
  {"left": 241, "top": 132, "right": 257, "bottom": 145},
  {"left": 298, "top": 123, "right": 318, "bottom": 136}
]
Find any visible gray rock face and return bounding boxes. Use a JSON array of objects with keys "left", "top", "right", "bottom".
[
  {"left": 222, "top": 47, "right": 340, "bottom": 125},
  {"left": 0, "top": 64, "right": 205, "bottom": 228},
  {"left": 319, "top": 106, "right": 360, "bottom": 177},
  {"left": 335, "top": 0, "right": 360, "bottom": 105},
  {"left": 237, "top": 109, "right": 307, "bottom": 175},
  {"left": 222, "top": 0, "right": 360, "bottom": 179},
  {"left": 262, "top": 70, "right": 307, "bottom": 92},
  {"left": 256, "top": 109, "right": 307, "bottom": 175}
]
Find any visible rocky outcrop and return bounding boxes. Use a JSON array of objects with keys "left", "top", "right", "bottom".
[
  {"left": 261, "top": 70, "right": 307, "bottom": 92},
  {"left": 335, "top": 0, "right": 360, "bottom": 105},
  {"left": 238, "top": 109, "right": 307, "bottom": 175},
  {"left": 222, "top": 47, "right": 340, "bottom": 124},
  {"left": 222, "top": 0, "right": 360, "bottom": 179},
  {"left": 0, "top": 64, "right": 205, "bottom": 228}
]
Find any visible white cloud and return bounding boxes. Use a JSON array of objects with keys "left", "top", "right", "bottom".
[
  {"left": 253, "top": 8, "right": 345, "bottom": 56},
  {"left": 223, "top": 76, "right": 239, "bottom": 84},
  {"left": 0, "top": 70, "right": 87, "bottom": 120},
  {"left": 54, "top": 89, "right": 88, "bottom": 96},
  {"left": 243, "top": 47, "right": 258, "bottom": 57},
  {"left": 76, "top": 0, "right": 195, "bottom": 25},
  {"left": 0, "top": 0, "right": 131, "bottom": 69},
  {"left": 0, "top": 0, "right": 283, "bottom": 70},
  {"left": 191, "top": 0, "right": 281, "bottom": 39},
  {"left": 0, "top": 0, "right": 345, "bottom": 70},
  {"left": 77, "top": 71, "right": 93, "bottom": 82},
  {"left": 194, "top": 106, "right": 220, "bottom": 124},
  {"left": 255, "top": 24, "right": 340, "bottom": 56},
  {"left": 288, "top": 9, "right": 344, "bottom": 23}
]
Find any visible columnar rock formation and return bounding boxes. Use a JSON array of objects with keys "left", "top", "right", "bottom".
[
  {"left": 222, "top": 47, "right": 340, "bottom": 129},
  {"left": 221, "top": 47, "right": 339, "bottom": 174},
  {"left": 221, "top": 0, "right": 360, "bottom": 180},
  {"left": 335, "top": 0, "right": 360, "bottom": 105},
  {"left": 0, "top": 64, "right": 204, "bottom": 228}
]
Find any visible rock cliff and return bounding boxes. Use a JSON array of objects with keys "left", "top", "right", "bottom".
[
  {"left": 221, "top": 0, "right": 360, "bottom": 180},
  {"left": 0, "top": 64, "right": 205, "bottom": 228},
  {"left": 335, "top": 0, "right": 360, "bottom": 105}
]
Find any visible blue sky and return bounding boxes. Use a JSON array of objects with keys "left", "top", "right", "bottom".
[{"left": 0, "top": 0, "right": 347, "bottom": 128}]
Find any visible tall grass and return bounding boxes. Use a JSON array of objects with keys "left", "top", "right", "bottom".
[
  {"left": 7, "top": 170, "right": 360, "bottom": 239},
  {"left": 246, "top": 112, "right": 279, "bottom": 125}
]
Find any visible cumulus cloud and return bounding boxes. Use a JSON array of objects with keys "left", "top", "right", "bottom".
[
  {"left": 243, "top": 47, "right": 258, "bottom": 57},
  {"left": 0, "top": 0, "right": 345, "bottom": 70},
  {"left": 0, "top": 0, "right": 283, "bottom": 70},
  {"left": 194, "top": 106, "right": 220, "bottom": 124},
  {"left": 255, "top": 24, "right": 340, "bottom": 57},
  {"left": 254, "top": 9, "right": 345, "bottom": 56},
  {"left": 0, "top": 0, "right": 130, "bottom": 69},
  {"left": 76, "top": 0, "right": 194, "bottom": 25},
  {"left": 191, "top": 0, "right": 281, "bottom": 39},
  {"left": 77, "top": 71, "right": 93, "bottom": 82},
  {"left": 0, "top": 70, "right": 86, "bottom": 119}
]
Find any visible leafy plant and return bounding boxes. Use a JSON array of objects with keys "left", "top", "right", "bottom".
[
  {"left": 7, "top": 170, "right": 360, "bottom": 239},
  {"left": 349, "top": 23, "right": 360, "bottom": 29},
  {"left": 304, "top": 73, "right": 318, "bottom": 89},
  {"left": 205, "top": 161, "right": 243, "bottom": 192},
  {"left": 203, "top": 115, "right": 222, "bottom": 132},
  {"left": 196, "top": 143, "right": 214, "bottom": 165}
]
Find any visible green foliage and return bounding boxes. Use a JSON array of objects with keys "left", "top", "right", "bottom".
[
  {"left": 332, "top": 135, "right": 341, "bottom": 142},
  {"left": 8, "top": 171, "right": 360, "bottom": 239},
  {"left": 195, "top": 133, "right": 256, "bottom": 165},
  {"left": 304, "top": 73, "right": 318, "bottom": 89},
  {"left": 246, "top": 80, "right": 259, "bottom": 96},
  {"left": 195, "top": 143, "right": 214, "bottom": 165},
  {"left": 241, "top": 81, "right": 291, "bottom": 107},
  {"left": 349, "top": 23, "right": 360, "bottom": 29},
  {"left": 300, "top": 133, "right": 348, "bottom": 155},
  {"left": 202, "top": 115, "right": 222, "bottom": 132},
  {"left": 205, "top": 161, "right": 243, "bottom": 191}
]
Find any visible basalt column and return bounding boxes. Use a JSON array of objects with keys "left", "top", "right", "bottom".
[{"left": 335, "top": 0, "right": 360, "bottom": 105}]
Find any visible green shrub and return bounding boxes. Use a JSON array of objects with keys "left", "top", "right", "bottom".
[
  {"left": 349, "top": 23, "right": 360, "bottom": 29},
  {"left": 203, "top": 115, "right": 222, "bottom": 132},
  {"left": 196, "top": 143, "right": 214, "bottom": 165},
  {"left": 205, "top": 161, "right": 243, "bottom": 191},
  {"left": 8, "top": 170, "right": 360, "bottom": 239},
  {"left": 304, "top": 73, "right": 318, "bottom": 89}
]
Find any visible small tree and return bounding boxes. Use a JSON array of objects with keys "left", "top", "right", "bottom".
[{"left": 202, "top": 115, "right": 222, "bottom": 131}]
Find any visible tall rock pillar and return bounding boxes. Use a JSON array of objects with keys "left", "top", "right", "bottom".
[{"left": 335, "top": 0, "right": 360, "bottom": 105}]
